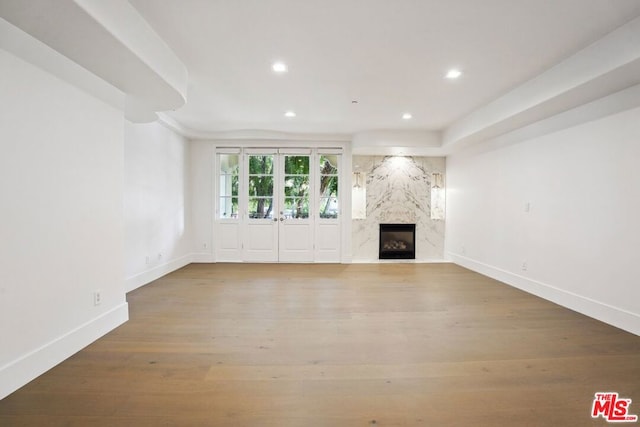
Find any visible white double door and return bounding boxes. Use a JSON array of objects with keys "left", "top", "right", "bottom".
[{"left": 242, "top": 150, "right": 311, "bottom": 262}]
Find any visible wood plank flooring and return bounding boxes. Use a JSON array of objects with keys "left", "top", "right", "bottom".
[{"left": 1, "top": 263, "right": 639, "bottom": 426}]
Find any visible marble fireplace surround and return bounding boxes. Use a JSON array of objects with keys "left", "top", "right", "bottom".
[{"left": 352, "top": 155, "right": 446, "bottom": 262}]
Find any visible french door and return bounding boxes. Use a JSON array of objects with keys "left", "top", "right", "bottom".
[
  {"left": 215, "top": 148, "right": 341, "bottom": 262},
  {"left": 243, "top": 149, "right": 313, "bottom": 262}
]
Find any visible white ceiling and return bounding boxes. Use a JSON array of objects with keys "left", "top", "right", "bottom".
[
  {"left": 2, "top": 0, "right": 640, "bottom": 150},
  {"left": 128, "top": 0, "right": 640, "bottom": 135}
]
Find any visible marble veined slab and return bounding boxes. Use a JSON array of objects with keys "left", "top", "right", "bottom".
[{"left": 352, "top": 155, "right": 445, "bottom": 261}]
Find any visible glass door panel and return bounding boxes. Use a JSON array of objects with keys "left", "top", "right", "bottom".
[
  {"left": 248, "top": 155, "right": 275, "bottom": 219},
  {"left": 283, "top": 155, "right": 310, "bottom": 219},
  {"left": 218, "top": 154, "right": 239, "bottom": 219},
  {"left": 319, "top": 154, "right": 339, "bottom": 219}
]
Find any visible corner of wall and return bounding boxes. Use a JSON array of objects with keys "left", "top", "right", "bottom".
[
  {"left": 124, "top": 254, "right": 193, "bottom": 293},
  {"left": 0, "top": 302, "right": 129, "bottom": 399}
]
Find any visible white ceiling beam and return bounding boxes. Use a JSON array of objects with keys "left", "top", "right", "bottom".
[
  {"left": 443, "top": 16, "right": 640, "bottom": 150},
  {"left": 0, "top": 0, "right": 188, "bottom": 123}
]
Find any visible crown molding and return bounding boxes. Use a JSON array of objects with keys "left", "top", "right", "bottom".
[{"left": 157, "top": 113, "right": 351, "bottom": 143}]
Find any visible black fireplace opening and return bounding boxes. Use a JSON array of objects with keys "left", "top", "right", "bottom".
[{"left": 379, "top": 223, "right": 416, "bottom": 259}]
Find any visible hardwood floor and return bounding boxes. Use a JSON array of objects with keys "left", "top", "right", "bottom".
[{"left": 1, "top": 263, "right": 639, "bottom": 426}]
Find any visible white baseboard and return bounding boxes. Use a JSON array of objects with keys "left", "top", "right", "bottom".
[
  {"left": 449, "top": 252, "right": 640, "bottom": 336},
  {"left": 0, "top": 302, "right": 128, "bottom": 400},
  {"left": 124, "top": 253, "right": 193, "bottom": 292},
  {"left": 191, "top": 253, "right": 216, "bottom": 263}
]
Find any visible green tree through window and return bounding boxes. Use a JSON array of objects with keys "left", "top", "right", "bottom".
[
  {"left": 319, "top": 155, "right": 339, "bottom": 218},
  {"left": 284, "top": 155, "right": 310, "bottom": 219},
  {"left": 248, "top": 155, "right": 274, "bottom": 218}
]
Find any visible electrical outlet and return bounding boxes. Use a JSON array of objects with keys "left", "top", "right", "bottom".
[
  {"left": 93, "top": 290, "right": 102, "bottom": 306},
  {"left": 158, "top": 253, "right": 163, "bottom": 260},
  {"left": 145, "top": 255, "right": 150, "bottom": 264},
  {"left": 522, "top": 261, "right": 528, "bottom": 271},
  {"left": 461, "top": 245, "right": 466, "bottom": 255},
  {"left": 203, "top": 243, "right": 208, "bottom": 249}
]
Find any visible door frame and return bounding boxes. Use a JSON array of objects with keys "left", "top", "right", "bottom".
[{"left": 213, "top": 146, "right": 346, "bottom": 263}]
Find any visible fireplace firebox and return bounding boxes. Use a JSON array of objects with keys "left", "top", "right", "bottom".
[{"left": 379, "top": 224, "right": 416, "bottom": 259}]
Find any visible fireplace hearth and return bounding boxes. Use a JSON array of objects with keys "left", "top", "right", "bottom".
[{"left": 379, "top": 224, "right": 416, "bottom": 259}]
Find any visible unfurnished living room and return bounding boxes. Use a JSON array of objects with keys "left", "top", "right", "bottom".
[{"left": 1, "top": 1, "right": 640, "bottom": 426}]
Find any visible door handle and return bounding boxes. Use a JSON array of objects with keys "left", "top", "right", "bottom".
[
  {"left": 273, "top": 218, "right": 278, "bottom": 222},
  {"left": 280, "top": 217, "right": 285, "bottom": 221}
]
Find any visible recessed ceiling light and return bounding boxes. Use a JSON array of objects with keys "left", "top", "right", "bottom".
[
  {"left": 402, "top": 113, "right": 413, "bottom": 120},
  {"left": 272, "top": 62, "right": 288, "bottom": 73},
  {"left": 445, "top": 69, "right": 462, "bottom": 79},
  {"left": 284, "top": 111, "right": 296, "bottom": 118}
]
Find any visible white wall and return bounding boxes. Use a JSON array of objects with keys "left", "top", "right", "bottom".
[
  {"left": 445, "top": 102, "right": 640, "bottom": 335},
  {"left": 124, "top": 121, "right": 192, "bottom": 291},
  {"left": 0, "top": 48, "right": 128, "bottom": 398},
  {"left": 190, "top": 141, "right": 215, "bottom": 262}
]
